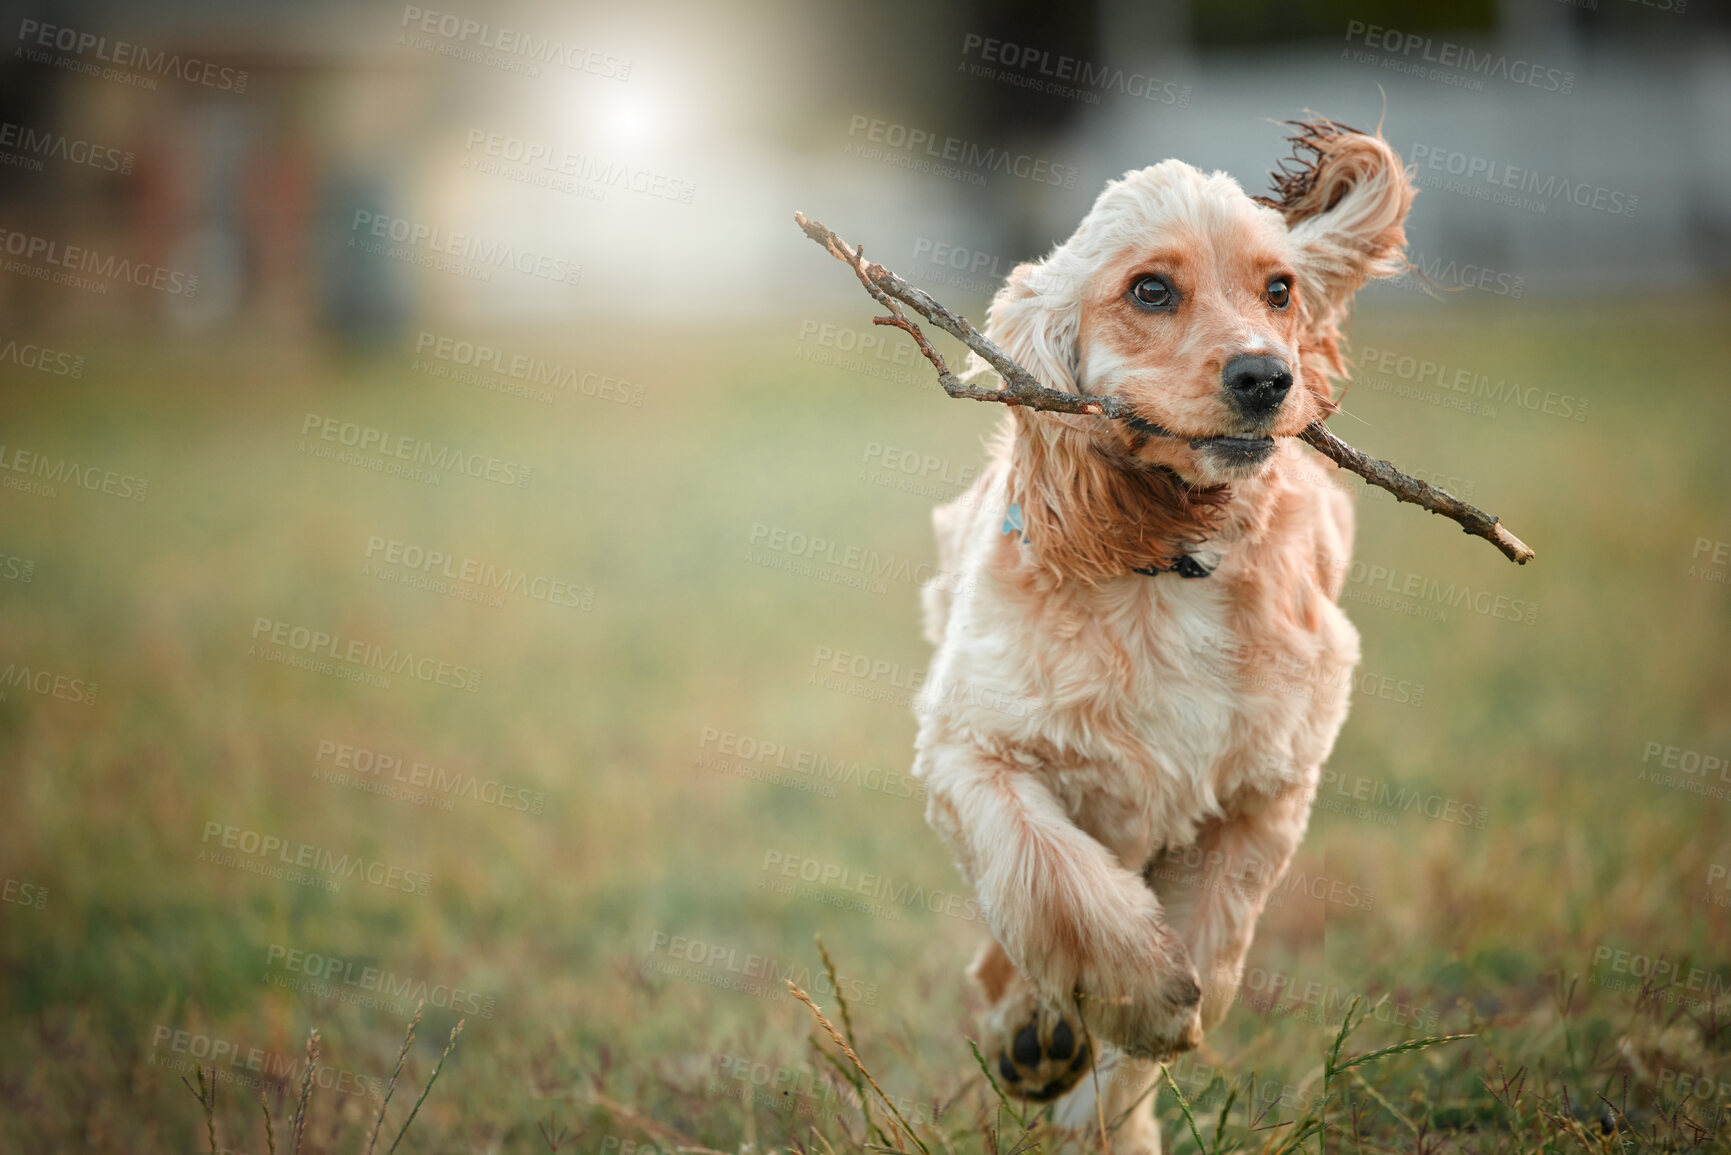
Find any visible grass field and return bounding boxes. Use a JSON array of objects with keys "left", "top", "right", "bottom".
[{"left": 1, "top": 292, "right": 1728, "bottom": 1153}]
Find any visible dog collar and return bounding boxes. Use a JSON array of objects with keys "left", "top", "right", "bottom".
[{"left": 1002, "top": 503, "right": 1214, "bottom": 579}]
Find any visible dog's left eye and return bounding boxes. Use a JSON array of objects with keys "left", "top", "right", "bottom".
[{"left": 1266, "top": 277, "right": 1291, "bottom": 309}]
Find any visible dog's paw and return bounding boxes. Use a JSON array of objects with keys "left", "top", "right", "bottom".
[
  {"left": 1072, "top": 922, "right": 1205, "bottom": 1060},
  {"left": 1077, "top": 968, "right": 1203, "bottom": 1061},
  {"left": 984, "top": 988, "right": 1092, "bottom": 1102}
]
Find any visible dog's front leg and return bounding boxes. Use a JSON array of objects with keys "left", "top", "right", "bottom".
[
  {"left": 920, "top": 743, "right": 1203, "bottom": 1058},
  {"left": 1171, "top": 779, "right": 1317, "bottom": 1030}
]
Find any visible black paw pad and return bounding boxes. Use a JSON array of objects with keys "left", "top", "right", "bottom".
[{"left": 994, "top": 1010, "right": 1092, "bottom": 1103}]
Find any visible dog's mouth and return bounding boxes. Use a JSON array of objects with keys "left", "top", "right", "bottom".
[
  {"left": 1189, "top": 434, "right": 1277, "bottom": 467},
  {"left": 1122, "top": 411, "right": 1278, "bottom": 469}
]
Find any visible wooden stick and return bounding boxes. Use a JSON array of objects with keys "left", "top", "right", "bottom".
[
  {"left": 1299, "top": 423, "right": 1533, "bottom": 563},
  {"left": 795, "top": 213, "right": 1534, "bottom": 565}
]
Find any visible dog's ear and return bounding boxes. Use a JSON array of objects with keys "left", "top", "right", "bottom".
[
  {"left": 966, "top": 261, "right": 1082, "bottom": 395},
  {"left": 1008, "top": 414, "right": 1229, "bottom": 584},
  {"left": 1258, "top": 121, "right": 1415, "bottom": 390},
  {"left": 979, "top": 259, "right": 1225, "bottom": 583}
]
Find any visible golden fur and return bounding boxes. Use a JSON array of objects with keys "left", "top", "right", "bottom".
[{"left": 912, "top": 122, "right": 1414, "bottom": 1152}]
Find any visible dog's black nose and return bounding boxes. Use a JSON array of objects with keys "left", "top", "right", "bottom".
[{"left": 1222, "top": 355, "right": 1292, "bottom": 416}]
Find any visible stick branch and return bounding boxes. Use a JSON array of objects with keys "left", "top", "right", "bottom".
[
  {"left": 795, "top": 213, "right": 1533, "bottom": 565},
  {"left": 1298, "top": 424, "right": 1533, "bottom": 563}
]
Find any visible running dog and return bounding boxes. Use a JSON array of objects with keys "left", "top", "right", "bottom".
[{"left": 912, "top": 120, "right": 1414, "bottom": 1152}]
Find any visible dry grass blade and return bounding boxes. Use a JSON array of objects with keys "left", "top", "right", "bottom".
[
  {"left": 291, "top": 1027, "right": 320, "bottom": 1155},
  {"left": 1210, "top": 1082, "right": 1239, "bottom": 1152},
  {"left": 967, "top": 1038, "right": 1025, "bottom": 1129},
  {"left": 815, "top": 935, "right": 859, "bottom": 1050},
  {"left": 180, "top": 1064, "right": 217, "bottom": 1154},
  {"left": 810, "top": 1034, "right": 887, "bottom": 1145},
  {"left": 1346, "top": 1068, "right": 1419, "bottom": 1136},
  {"left": 366, "top": 1000, "right": 424, "bottom": 1155},
  {"left": 1070, "top": 993, "right": 1110, "bottom": 1155},
  {"left": 260, "top": 1092, "right": 277, "bottom": 1155},
  {"left": 1331, "top": 1032, "right": 1475, "bottom": 1076},
  {"left": 1159, "top": 1064, "right": 1209, "bottom": 1154},
  {"left": 585, "top": 1088, "right": 703, "bottom": 1149},
  {"left": 787, "top": 981, "right": 931, "bottom": 1155},
  {"left": 384, "top": 1017, "right": 464, "bottom": 1155}
]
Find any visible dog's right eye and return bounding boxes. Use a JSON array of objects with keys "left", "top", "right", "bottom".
[{"left": 1129, "top": 275, "right": 1175, "bottom": 310}]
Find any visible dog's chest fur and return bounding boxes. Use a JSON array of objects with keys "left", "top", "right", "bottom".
[{"left": 917, "top": 453, "right": 1359, "bottom": 867}]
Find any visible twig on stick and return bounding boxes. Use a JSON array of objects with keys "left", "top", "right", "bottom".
[{"left": 795, "top": 213, "right": 1533, "bottom": 565}]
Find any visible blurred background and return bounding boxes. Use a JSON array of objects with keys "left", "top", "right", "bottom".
[{"left": 2, "top": 0, "right": 1729, "bottom": 1150}]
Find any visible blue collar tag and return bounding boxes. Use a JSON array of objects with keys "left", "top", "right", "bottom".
[{"left": 1002, "top": 502, "right": 1029, "bottom": 542}]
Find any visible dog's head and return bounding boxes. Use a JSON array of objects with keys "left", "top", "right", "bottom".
[{"left": 979, "top": 120, "right": 1414, "bottom": 579}]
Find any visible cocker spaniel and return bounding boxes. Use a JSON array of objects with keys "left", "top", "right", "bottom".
[{"left": 912, "top": 121, "right": 1415, "bottom": 1151}]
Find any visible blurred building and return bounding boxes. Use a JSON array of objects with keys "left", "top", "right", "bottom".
[{"left": 0, "top": 0, "right": 1723, "bottom": 335}]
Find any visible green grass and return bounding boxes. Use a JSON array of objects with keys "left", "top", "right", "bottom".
[{"left": 0, "top": 294, "right": 1728, "bottom": 1152}]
